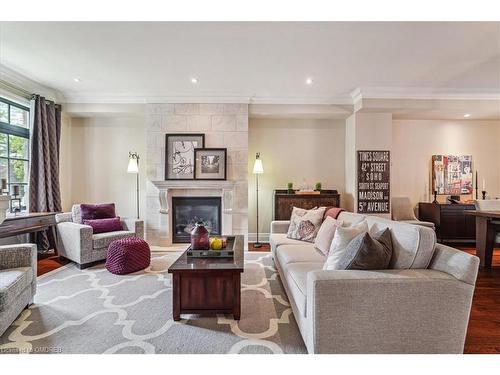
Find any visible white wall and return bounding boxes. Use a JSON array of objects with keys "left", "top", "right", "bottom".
[
  {"left": 344, "top": 112, "right": 393, "bottom": 215},
  {"left": 344, "top": 115, "right": 356, "bottom": 212},
  {"left": 59, "top": 113, "right": 73, "bottom": 211},
  {"left": 60, "top": 114, "right": 147, "bottom": 219},
  {"left": 392, "top": 119, "right": 500, "bottom": 206},
  {"left": 248, "top": 118, "right": 345, "bottom": 238}
]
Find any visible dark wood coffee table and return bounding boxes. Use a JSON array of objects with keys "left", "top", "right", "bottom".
[{"left": 168, "top": 235, "right": 244, "bottom": 321}]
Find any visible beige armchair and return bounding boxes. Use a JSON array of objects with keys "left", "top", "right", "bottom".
[
  {"left": 0, "top": 244, "right": 37, "bottom": 336},
  {"left": 391, "top": 197, "right": 435, "bottom": 230},
  {"left": 55, "top": 204, "right": 144, "bottom": 269}
]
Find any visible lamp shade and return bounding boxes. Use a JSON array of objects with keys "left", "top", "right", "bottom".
[
  {"left": 127, "top": 155, "right": 139, "bottom": 174},
  {"left": 253, "top": 158, "right": 264, "bottom": 174}
]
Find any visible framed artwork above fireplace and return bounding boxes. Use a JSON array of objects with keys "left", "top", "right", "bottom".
[
  {"left": 194, "top": 148, "right": 227, "bottom": 180},
  {"left": 165, "top": 133, "right": 205, "bottom": 180}
]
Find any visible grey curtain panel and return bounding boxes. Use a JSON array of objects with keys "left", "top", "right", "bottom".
[{"left": 29, "top": 95, "right": 62, "bottom": 251}]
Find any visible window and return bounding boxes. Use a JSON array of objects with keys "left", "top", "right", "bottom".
[{"left": 0, "top": 97, "right": 30, "bottom": 211}]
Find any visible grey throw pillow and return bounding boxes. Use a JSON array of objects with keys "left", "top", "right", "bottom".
[{"left": 336, "top": 228, "right": 393, "bottom": 270}]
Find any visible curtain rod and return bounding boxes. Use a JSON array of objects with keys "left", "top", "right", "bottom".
[
  {"left": 0, "top": 79, "right": 32, "bottom": 100},
  {"left": 0, "top": 80, "right": 60, "bottom": 107}
]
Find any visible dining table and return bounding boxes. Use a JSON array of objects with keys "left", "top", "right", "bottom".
[{"left": 464, "top": 210, "right": 500, "bottom": 268}]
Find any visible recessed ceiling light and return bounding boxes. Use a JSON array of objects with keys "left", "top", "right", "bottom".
[
  {"left": 305, "top": 77, "right": 313, "bottom": 85},
  {"left": 463, "top": 113, "right": 471, "bottom": 118},
  {"left": 73, "top": 78, "right": 81, "bottom": 83},
  {"left": 190, "top": 77, "right": 198, "bottom": 84}
]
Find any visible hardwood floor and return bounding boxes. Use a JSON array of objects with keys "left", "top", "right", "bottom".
[
  {"left": 37, "top": 252, "right": 68, "bottom": 276},
  {"left": 248, "top": 243, "right": 271, "bottom": 252},
  {"left": 462, "top": 247, "right": 500, "bottom": 353},
  {"left": 36, "top": 245, "right": 500, "bottom": 353}
]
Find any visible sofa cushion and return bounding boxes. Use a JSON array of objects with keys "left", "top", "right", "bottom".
[
  {"left": 337, "top": 212, "right": 367, "bottom": 226},
  {"left": 92, "top": 231, "right": 135, "bottom": 249},
  {"left": 336, "top": 212, "right": 437, "bottom": 269},
  {"left": 366, "top": 216, "right": 436, "bottom": 269},
  {"left": 269, "top": 233, "right": 308, "bottom": 254},
  {"left": 401, "top": 220, "right": 435, "bottom": 230},
  {"left": 284, "top": 262, "right": 324, "bottom": 317},
  {"left": 0, "top": 267, "right": 33, "bottom": 312},
  {"left": 276, "top": 244, "right": 326, "bottom": 267}
]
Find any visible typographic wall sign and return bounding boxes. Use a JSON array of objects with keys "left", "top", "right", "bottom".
[{"left": 357, "top": 150, "right": 390, "bottom": 214}]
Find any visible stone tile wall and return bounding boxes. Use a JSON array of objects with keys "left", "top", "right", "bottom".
[{"left": 145, "top": 103, "right": 248, "bottom": 246}]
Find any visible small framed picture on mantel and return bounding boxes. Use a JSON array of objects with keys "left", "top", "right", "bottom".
[{"left": 194, "top": 148, "right": 227, "bottom": 180}]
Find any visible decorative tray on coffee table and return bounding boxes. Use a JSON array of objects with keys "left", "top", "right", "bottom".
[{"left": 186, "top": 236, "right": 235, "bottom": 258}]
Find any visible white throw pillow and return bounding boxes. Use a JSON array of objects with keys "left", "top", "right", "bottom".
[
  {"left": 314, "top": 217, "right": 343, "bottom": 256},
  {"left": 323, "top": 220, "right": 369, "bottom": 270}
]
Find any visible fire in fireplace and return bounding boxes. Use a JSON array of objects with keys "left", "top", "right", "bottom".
[{"left": 171, "top": 196, "right": 222, "bottom": 243}]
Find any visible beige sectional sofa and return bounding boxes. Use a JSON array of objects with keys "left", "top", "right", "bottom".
[{"left": 270, "top": 211, "right": 480, "bottom": 354}]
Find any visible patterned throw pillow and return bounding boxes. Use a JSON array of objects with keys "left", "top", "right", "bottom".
[{"left": 286, "top": 207, "right": 326, "bottom": 242}]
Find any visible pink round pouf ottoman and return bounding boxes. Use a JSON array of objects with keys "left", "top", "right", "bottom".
[{"left": 106, "top": 237, "right": 151, "bottom": 275}]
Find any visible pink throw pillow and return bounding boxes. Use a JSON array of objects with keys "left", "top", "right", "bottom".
[
  {"left": 83, "top": 217, "right": 123, "bottom": 234},
  {"left": 314, "top": 216, "right": 343, "bottom": 256},
  {"left": 323, "top": 207, "right": 345, "bottom": 221}
]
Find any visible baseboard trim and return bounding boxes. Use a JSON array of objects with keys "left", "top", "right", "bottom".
[{"left": 248, "top": 232, "right": 270, "bottom": 243}]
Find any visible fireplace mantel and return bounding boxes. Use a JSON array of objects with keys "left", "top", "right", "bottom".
[
  {"left": 151, "top": 180, "right": 236, "bottom": 214},
  {"left": 151, "top": 180, "right": 236, "bottom": 191}
]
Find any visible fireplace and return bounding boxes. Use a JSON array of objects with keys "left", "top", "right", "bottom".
[{"left": 171, "top": 196, "right": 222, "bottom": 243}]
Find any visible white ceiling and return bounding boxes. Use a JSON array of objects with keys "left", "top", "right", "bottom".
[{"left": 0, "top": 22, "right": 499, "bottom": 104}]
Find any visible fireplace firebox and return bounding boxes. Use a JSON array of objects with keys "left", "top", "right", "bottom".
[{"left": 171, "top": 197, "right": 222, "bottom": 243}]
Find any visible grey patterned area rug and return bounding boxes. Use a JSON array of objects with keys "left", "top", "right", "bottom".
[{"left": 0, "top": 252, "right": 306, "bottom": 354}]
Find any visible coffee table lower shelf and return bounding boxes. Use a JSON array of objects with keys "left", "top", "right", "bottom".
[{"left": 170, "top": 270, "right": 241, "bottom": 321}]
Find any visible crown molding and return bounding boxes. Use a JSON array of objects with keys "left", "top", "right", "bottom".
[
  {"left": 352, "top": 87, "right": 500, "bottom": 101},
  {"left": 0, "top": 64, "right": 64, "bottom": 102},
  {"left": 61, "top": 91, "right": 354, "bottom": 105}
]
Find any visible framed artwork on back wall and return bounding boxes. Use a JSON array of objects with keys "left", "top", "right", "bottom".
[
  {"left": 194, "top": 148, "right": 227, "bottom": 180},
  {"left": 432, "top": 155, "right": 473, "bottom": 195},
  {"left": 165, "top": 134, "right": 205, "bottom": 180}
]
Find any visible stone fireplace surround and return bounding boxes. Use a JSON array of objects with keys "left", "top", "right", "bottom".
[
  {"left": 151, "top": 180, "right": 236, "bottom": 245},
  {"left": 145, "top": 103, "right": 248, "bottom": 247}
]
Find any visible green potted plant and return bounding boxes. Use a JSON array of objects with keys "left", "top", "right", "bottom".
[
  {"left": 315, "top": 182, "right": 322, "bottom": 192},
  {"left": 287, "top": 182, "right": 294, "bottom": 194}
]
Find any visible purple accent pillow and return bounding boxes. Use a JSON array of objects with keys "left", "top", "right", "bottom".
[
  {"left": 80, "top": 203, "right": 116, "bottom": 221},
  {"left": 84, "top": 217, "right": 123, "bottom": 234}
]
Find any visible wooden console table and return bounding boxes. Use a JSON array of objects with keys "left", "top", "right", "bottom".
[
  {"left": 418, "top": 202, "right": 476, "bottom": 243},
  {"left": 0, "top": 212, "right": 59, "bottom": 253},
  {"left": 274, "top": 190, "right": 340, "bottom": 220}
]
